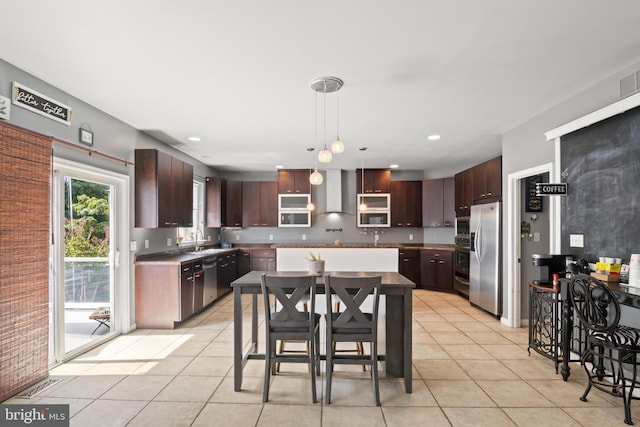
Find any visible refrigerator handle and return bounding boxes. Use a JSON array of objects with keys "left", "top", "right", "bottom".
[{"left": 473, "top": 223, "right": 481, "bottom": 263}]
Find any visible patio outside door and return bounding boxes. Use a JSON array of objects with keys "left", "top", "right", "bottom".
[{"left": 49, "top": 159, "right": 127, "bottom": 364}]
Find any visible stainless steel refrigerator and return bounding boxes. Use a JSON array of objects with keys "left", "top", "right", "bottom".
[{"left": 469, "top": 202, "right": 501, "bottom": 316}]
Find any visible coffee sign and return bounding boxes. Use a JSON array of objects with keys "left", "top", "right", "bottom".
[
  {"left": 12, "top": 82, "right": 72, "bottom": 125},
  {"left": 535, "top": 183, "right": 568, "bottom": 196}
]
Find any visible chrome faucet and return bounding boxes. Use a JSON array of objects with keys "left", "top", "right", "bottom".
[{"left": 194, "top": 230, "right": 205, "bottom": 251}]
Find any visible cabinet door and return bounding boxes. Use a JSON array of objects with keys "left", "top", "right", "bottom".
[
  {"left": 260, "top": 181, "right": 278, "bottom": 227},
  {"left": 455, "top": 169, "right": 473, "bottom": 216},
  {"left": 238, "top": 250, "right": 251, "bottom": 276},
  {"left": 193, "top": 269, "right": 204, "bottom": 313},
  {"left": 242, "top": 182, "right": 262, "bottom": 227},
  {"left": 178, "top": 160, "right": 193, "bottom": 227},
  {"left": 399, "top": 250, "right": 420, "bottom": 285},
  {"left": 405, "top": 181, "right": 422, "bottom": 227},
  {"left": 226, "top": 180, "right": 243, "bottom": 227},
  {"left": 278, "top": 170, "right": 295, "bottom": 194},
  {"left": 390, "top": 181, "right": 407, "bottom": 227},
  {"left": 206, "top": 177, "right": 224, "bottom": 228},
  {"left": 442, "top": 177, "right": 455, "bottom": 227},
  {"left": 423, "top": 179, "right": 443, "bottom": 227},
  {"left": 483, "top": 156, "right": 502, "bottom": 201},
  {"left": 157, "top": 150, "right": 174, "bottom": 227},
  {"left": 420, "top": 251, "right": 437, "bottom": 289},
  {"left": 293, "top": 170, "right": 311, "bottom": 194},
  {"left": 180, "top": 263, "right": 194, "bottom": 320},
  {"left": 436, "top": 253, "right": 453, "bottom": 291}
]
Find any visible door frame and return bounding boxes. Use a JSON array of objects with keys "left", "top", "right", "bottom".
[
  {"left": 505, "top": 161, "right": 557, "bottom": 327},
  {"left": 50, "top": 157, "right": 131, "bottom": 363}
]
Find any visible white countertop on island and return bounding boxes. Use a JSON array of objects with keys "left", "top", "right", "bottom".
[{"left": 276, "top": 246, "right": 399, "bottom": 272}]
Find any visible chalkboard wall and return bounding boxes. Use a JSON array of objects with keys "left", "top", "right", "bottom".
[{"left": 560, "top": 105, "right": 640, "bottom": 262}]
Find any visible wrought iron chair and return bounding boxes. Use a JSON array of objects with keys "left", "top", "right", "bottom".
[
  {"left": 324, "top": 273, "right": 382, "bottom": 405},
  {"left": 260, "top": 273, "right": 320, "bottom": 403},
  {"left": 569, "top": 274, "right": 640, "bottom": 425}
]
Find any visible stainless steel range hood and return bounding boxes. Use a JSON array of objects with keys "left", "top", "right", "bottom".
[{"left": 324, "top": 169, "right": 345, "bottom": 214}]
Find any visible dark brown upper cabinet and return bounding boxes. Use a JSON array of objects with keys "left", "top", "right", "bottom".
[
  {"left": 278, "top": 169, "right": 311, "bottom": 194},
  {"left": 135, "top": 149, "right": 193, "bottom": 228},
  {"left": 422, "top": 177, "right": 454, "bottom": 227},
  {"left": 391, "top": 180, "right": 422, "bottom": 227},
  {"left": 356, "top": 168, "right": 391, "bottom": 193},
  {"left": 242, "top": 181, "right": 278, "bottom": 227},
  {"left": 472, "top": 156, "right": 502, "bottom": 204}
]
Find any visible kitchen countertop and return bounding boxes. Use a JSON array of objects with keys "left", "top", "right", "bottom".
[
  {"left": 135, "top": 243, "right": 455, "bottom": 265},
  {"left": 135, "top": 247, "right": 238, "bottom": 265},
  {"left": 272, "top": 243, "right": 455, "bottom": 250}
]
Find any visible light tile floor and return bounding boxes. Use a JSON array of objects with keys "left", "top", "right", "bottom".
[{"left": 4, "top": 289, "right": 635, "bottom": 426}]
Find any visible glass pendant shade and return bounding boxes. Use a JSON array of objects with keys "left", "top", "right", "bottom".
[
  {"left": 359, "top": 202, "right": 368, "bottom": 211},
  {"left": 331, "top": 138, "right": 345, "bottom": 154},
  {"left": 306, "top": 201, "right": 315, "bottom": 211},
  {"left": 309, "top": 169, "right": 323, "bottom": 185},
  {"left": 318, "top": 147, "right": 332, "bottom": 163}
]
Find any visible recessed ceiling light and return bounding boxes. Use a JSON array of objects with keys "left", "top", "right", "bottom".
[
  {"left": 275, "top": 165, "right": 284, "bottom": 169},
  {"left": 390, "top": 164, "right": 399, "bottom": 169},
  {"left": 188, "top": 136, "right": 201, "bottom": 142},
  {"left": 427, "top": 134, "right": 441, "bottom": 141}
]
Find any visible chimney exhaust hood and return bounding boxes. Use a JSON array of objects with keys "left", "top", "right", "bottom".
[{"left": 324, "top": 169, "right": 346, "bottom": 214}]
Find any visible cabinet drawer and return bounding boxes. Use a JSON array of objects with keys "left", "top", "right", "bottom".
[{"left": 251, "top": 249, "right": 275, "bottom": 258}]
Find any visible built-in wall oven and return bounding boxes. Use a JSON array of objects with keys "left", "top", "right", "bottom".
[{"left": 454, "top": 231, "right": 470, "bottom": 297}]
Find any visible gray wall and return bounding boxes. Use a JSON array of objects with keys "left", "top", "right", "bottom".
[{"left": 501, "top": 57, "right": 640, "bottom": 320}]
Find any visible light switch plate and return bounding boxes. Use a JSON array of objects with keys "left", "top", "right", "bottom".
[{"left": 570, "top": 234, "right": 584, "bottom": 247}]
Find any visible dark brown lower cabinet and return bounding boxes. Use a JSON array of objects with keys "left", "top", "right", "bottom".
[
  {"left": 399, "top": 249, "right": 421, "bottom": 286},
  {"left": 420, "top": 250, "right": 453, "bottom": 291}
]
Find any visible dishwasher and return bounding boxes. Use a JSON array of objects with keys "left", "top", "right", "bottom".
[{"left": 203, "top": 256, "right": 218, "bottom": 308}]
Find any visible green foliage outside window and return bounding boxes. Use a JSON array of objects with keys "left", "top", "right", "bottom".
[{"left": 64, "top": 180, "right": 110, "bottom": 257}]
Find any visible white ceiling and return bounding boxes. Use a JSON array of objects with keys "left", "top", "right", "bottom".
[{"left": 2, "top": 1, "right": 640, "bottom": 173}]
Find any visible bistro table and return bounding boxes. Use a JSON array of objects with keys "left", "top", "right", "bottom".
[{"left": 231, "top": 271, "right": 415, "bottom": 393}]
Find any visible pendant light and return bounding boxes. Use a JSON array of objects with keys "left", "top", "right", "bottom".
[
  {"left": 331, "top": 90, "right": 345, "bottom": 154},
  {"left": 318, "top": 85, "right": 332, "bottom": 162},
  {"left": 310, "top": 76, "right": 344, "bottom": 163},
  {"left": 308, "top": 147, "right": 322, "bottom": 186},
  {"left": 359, "top": 147, "right": 367, "bottom": 211},
  {"left": 309, "top": 96, "right": 323, "bottom": 186}
]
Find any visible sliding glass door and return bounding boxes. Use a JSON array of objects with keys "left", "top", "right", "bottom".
[{"left": 50, "top": 159, "right": 129, "bottom": 364}]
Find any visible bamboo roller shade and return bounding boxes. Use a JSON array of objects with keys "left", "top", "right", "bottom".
[{"left": 0, "top": 122, "right": 51, "bottom": 401}]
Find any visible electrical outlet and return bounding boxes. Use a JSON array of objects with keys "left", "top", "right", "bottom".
[
  {"left": 570, "top": 234, "right": 584, "bottom": 247},
  {"left": 207, "top": 234, "right": 211, "bottom": 241},
  {"left": 167, "top": 238, "right": 172, "bottom": 246},
  {"left": 374, "top": 234, "right": 379, "bottom": 241},
  {"left": 144, "top": 239, "right": 149, "bottom": 249},
  {"left": 302, "top": 234, "right": 306, "bottom": 241},
  {"left": 409, "top": 234, "right": 413, "bottom": 241},
  {"left": 130, "top": 241, "right": 137, "bottom": 251},
  {"left": 533, "top": 232, "right": 540, "bottom": 242},
  {"left": 269, "top": 234, "right": 273, "bottom": 241},
  {"left": 235, "top": 234, "right": 240, "bottom": 241}
]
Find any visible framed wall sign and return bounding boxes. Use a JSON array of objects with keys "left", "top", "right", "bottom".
[
  {"left": 79, "top": 128, "right": 93, "bottom": 146},
  {"left": 12, "top": 82, "right": 72, "bottom": 125},
  {"left": 525, "top": 174, "right": 543, "bottom": 212}
]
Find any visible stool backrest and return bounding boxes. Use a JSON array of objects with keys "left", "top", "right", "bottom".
[
  {"left": 324, "top": 274, "right": 381, "bottom": 332},
  {"left": 569, "top": 273, "right": 620, "bottom": 334},
  {"left": 260, "top": 273, "right": 316, "bottom": 330}
]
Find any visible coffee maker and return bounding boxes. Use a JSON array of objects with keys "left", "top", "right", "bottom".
[{"left": 531, "top": 254, "right": 572, "bottom": 286}]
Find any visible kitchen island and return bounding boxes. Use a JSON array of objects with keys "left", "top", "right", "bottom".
[
  {"left": 231, "top": 270, "right": 415, "bottom": 393},
  {"left": 274, "top": 244, "right": 400, "bottom": 272}
]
